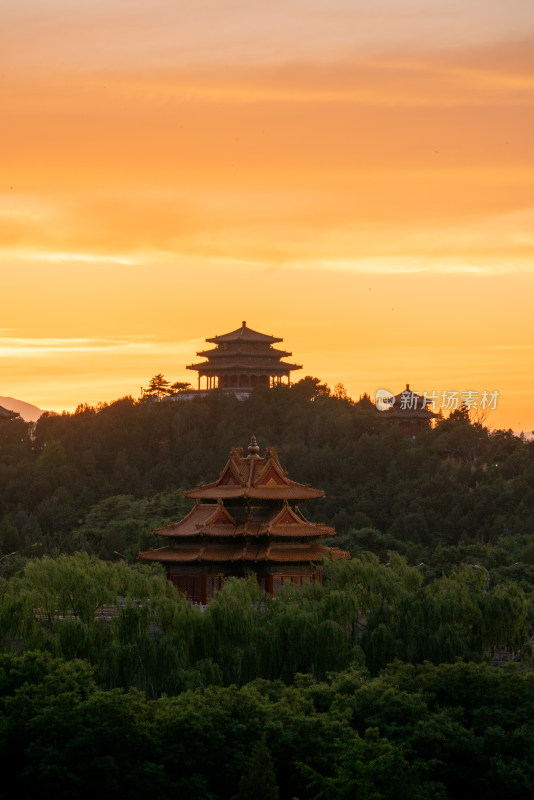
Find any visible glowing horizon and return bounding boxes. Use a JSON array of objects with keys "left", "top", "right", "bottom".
[{"left": 2, "top": 1, "right": 533, "bottom": 431}]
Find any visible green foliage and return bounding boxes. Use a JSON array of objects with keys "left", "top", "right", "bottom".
[
  {"left": 0, "top": 553, "right": 529, "bottom": 698},
  {"left": 0, "top": 653, "right": 533, "bottom": 799},
  {"left": 17, "top": 553, "right": 166, "bottom": 624},
  {"left": 2, "top": 385, "right": 534, "bottom": 795},
  {"left": 234, "top": 737, "right": 279, "bottom": 800},
  {"left": 74, "top": 490, "right": 192, "bottom": 560}
]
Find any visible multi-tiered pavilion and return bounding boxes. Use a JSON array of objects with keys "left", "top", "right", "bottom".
[
  {"left": 186, "top": 321, "right": 302, "bottom": 392},
  {"left": 138, "top": 437, "right": 347, "bottom": 602}
]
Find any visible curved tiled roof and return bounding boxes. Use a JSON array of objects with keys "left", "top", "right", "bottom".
[
  {"left": 187, "top": 360, "right": 302, "bottom": 375},
  {"left": 153, "top": 500, "right": 334, "bottom": 539},
  {"left": 138, "top": 541, "right": 331, "bottom": 563},
  {"left": 138, "top": 438, "right": 349, "bottom": 573},
  {"left": 185, "top": 444, "right": 323, "bottom": 501},
  {"left": 206, "top": 321, "right": 282, "bottom": 345},
  {"left": 153, "top": 503, "right": 233, "bottom": 537},
  {"left": 391, "top": 384, "right": 439, "bottom": 414},
  {"left": 196, "top": 345, "right": 293, "bottom": 359}
]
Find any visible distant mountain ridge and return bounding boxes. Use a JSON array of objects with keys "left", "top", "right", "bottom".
[{"left": 0, "top": 397, "right": 44, "bottom": 422}]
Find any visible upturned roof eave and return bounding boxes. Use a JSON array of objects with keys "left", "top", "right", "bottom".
[
  {"left": 196, "top": 346, "right": 293, "bottom": 359},
  {"left": 186, "top": 361, "right": 302, "bottom": 373},
  {"left": 153, "top": 523, "right": 333, "bottom": 539},
  {"left": 184, "top": 486, "right": 324, "bottom": 500},
  {"left": 206, "top": 322, "right": 283, "bottom": 345},
  {"left": 153, "top": 501, "right": 237, "bottom": 537},
  {"left": 381, "top": 408, "right": 439, "bottom": 420},
  {"left": 138, "top": 543, "right": 332, "bottom": 563}
]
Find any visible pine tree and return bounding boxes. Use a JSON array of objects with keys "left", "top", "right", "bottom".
[{"left": 143, "top": 374, "right": 171, "bottom": 399}]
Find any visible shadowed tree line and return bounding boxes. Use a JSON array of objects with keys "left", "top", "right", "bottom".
[{"left": 0, "top": 645, "right": 533, "bottom": 799}]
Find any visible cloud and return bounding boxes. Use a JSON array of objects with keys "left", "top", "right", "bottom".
[
  {"left": 4, "top": 0, "right": 534, "bottom": 72},
  {"left": 31, "top": 252, "right": 136, "bottom": 266},
  {"left": 0, "top": 337, "right": 147, "bottom": 358},
  {"left": 0, "top": 335, "right": 201, "bottom": 358},
  {"left": 2, "top": 193, "right": 534, "bottom": 278},
  {"left": 488, "top": 344, "right": 534, "bottom": 350},
  {"left": 8, "top": 35, "right": 533, "bottom": 111}
]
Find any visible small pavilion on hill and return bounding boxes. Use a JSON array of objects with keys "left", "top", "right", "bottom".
[
  {"left": 379, "top": 384, "right": 439, "bottom": 437},
  {"left": 186, "top": 321, "right": 302, "bottom": 391},
  {"left": 0, "top": 405, "right": 19, "bottom": 421},
  {"left": 138, "top": 437, "right": 348, "bottom": 602}
]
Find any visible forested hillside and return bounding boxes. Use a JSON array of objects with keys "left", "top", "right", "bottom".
[
  {"left": 1, "top": 379, "right": 534, "bottom": 796},
  {"left": 1, "top": 378, "right": 533, "bottom": 587}
]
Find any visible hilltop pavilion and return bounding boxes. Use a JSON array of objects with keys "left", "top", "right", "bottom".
[
  {"left": 379, "top": 384, "right": 439, "bottom": 437},
  {"left": 186, "top": 321, "right": 302, "bottom": 392},
  {"left": 0, "top": 405, "right": 19, "bottom": 421}
]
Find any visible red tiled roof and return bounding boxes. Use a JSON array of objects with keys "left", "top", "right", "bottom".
[
  {"left": 266, "top": 543, "right": 329, "bottom": 562},
  {"left": 139, "top": 546, "right": 201, "bottom": 562},
  {"left": 267, "top": 524, "right": 333, "bottom": 538},
  {"left": 186, "top": 486, "right": 323, "bottom": 500},
  {"left": 266, "top": 503, "right": 334, "bottom": 537},
  {"left": 154, "top": 500, "right": 332, "bottom": 540},
  {"left": 138, "top": 541, "right": 332, "bottom": 563},
  {"left": 153, "top": 503, "right": 218, "bottom": 537},
  {"left": 185, "top": 445, "right": 323, "bottom": 500},
  {"left": 139, "top": 440, "right": 339, "bottom": 572}
]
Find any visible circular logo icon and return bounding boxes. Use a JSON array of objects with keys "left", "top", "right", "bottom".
[{"left": 375, "top": 389, "right": 395, "bottom": 411}]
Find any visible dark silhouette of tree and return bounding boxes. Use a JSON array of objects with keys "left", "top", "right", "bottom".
[
  {"left": 169, "top": 381, "right": 191, "bottom": 394},
  {"left": 290, "top": 375, "right": 331, "bottom": 400},
  {"left": 143, "top": 374, "right": 171, "bottom": 399}
]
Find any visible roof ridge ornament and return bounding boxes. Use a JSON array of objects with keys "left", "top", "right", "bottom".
[
  {"left": 247, "top": 434, "right": 260, "bottom": 458},
  {"left": 246, "top": 434, "right": 260, "bottom": 486}
]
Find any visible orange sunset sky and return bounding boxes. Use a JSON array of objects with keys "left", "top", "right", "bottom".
[{"left": 1, "top": 0, "right": 534, "bottom": 431}]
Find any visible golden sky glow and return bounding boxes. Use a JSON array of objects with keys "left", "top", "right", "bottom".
[{"left": 2, "top": 0, "right": 534, "bottom": 430}]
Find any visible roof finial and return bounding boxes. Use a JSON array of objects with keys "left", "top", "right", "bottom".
[
  {"left": 247, "top": 434, "right": 260, "bottom": 457},
  {"left": 242, "top": 320, "right": 246, "bottom": 326}
]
